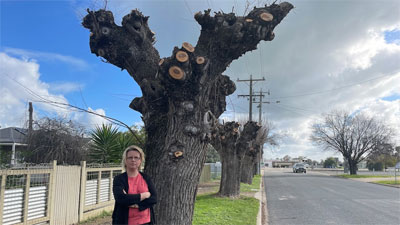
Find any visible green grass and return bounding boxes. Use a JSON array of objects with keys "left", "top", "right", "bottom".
[
  {"left": 240, "top": 175, "right": 261, "bottom": 192},
  {"left": 78, "top": 210, "right": 112, "bottom": 224},
  {"left": 336, "top": 174, "right": 394, "bottom": 178},
  {"left": 374, "top": 180, "right": 400, "bottom": 185},
  {"left": 193, "top": 193, "right": 259, "bottom": 225}
]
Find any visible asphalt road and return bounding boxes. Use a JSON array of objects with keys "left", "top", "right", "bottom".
[{"left": 264, "top": 169, "right": 400, "bottom": 225}]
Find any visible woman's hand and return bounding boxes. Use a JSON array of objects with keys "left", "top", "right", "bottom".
[
  {"left": 123, "top": 189, "right": 150, "bottom": 201},
  {"left": 140, "top": 192, "right": 151, "bottom": 201},
  {"left": 129, "top": 204, "right": 139, "bottom": 208}
]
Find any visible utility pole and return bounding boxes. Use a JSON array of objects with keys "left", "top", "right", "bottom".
[
  {"left": 237, "top": 75, "right": 265, "bottom": 121},
  {"left": 28, "top": 102, "right": 33, "bottom": 133},
  {"left": 254, "top": 88, "right": 270, "bottom": 124},
  {"left": 252, "top": 89, "right": 280, "bottom": 175}
]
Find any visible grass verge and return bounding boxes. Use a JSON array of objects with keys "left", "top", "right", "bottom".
[
  {"left": 193, "top": 193, "right": 259, "bottom": 225},
  {"left": 240, "top": 175, "right": 261, "bottom": 192},
  {"left": 193, "top": 175, "right": 261, "bottom": 224},
  {"left": 336, "top": 174, "right": 394, "bottom": 178},
  {"left": 374, "top": 180, "right": 400, "bottom": 185},
  {"left": 78, "top": 210, "right": 112, "bottom": 224}
]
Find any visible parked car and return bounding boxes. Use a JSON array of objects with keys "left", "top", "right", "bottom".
[{"left": 293, "top": 163, "right": 306, "bottom": 173}]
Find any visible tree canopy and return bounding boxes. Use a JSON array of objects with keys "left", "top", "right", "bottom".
[{"left": 323, "top": 157, "right": 337, "bottom": 168}]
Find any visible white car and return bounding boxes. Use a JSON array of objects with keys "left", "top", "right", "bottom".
[{"left": 293, "top": 163, "right": 306, "bottom": 173}]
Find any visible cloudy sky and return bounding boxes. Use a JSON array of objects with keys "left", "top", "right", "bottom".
[{"left": 1, "top": 0, "right": 399, "bottom": 161}]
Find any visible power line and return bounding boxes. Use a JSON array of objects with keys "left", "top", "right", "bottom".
[
  {"left": 252, "top": 88, "right": 272, "bottom": 124},
  {"left": 272, "top": 103, "right": 310, "bottom": 117},
  {"left": 4, "top": 73, "right": 144, "bottom": 145}
]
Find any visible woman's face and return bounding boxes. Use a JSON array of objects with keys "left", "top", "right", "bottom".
[{"left": 126, "top": 150, "right": 142, "bottom": 170}]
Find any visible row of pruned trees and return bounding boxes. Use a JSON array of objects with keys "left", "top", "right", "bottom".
[{"left": 210, "top": 120, "right": 270, "bottom": 197}]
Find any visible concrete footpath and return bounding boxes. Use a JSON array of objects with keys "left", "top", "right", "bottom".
[{"left": 256, "top": 169, "right": 267, "bottom": 225}]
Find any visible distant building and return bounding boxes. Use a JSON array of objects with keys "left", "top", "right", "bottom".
[
  {"left": 263, "top": 159, "right": 273, "bottom": 168},
  {"left": 357, "top": 160, "right": 367, "bottom": 169},
  {"left": 0, "top": 127, "right": 28, "bottom": 165}
]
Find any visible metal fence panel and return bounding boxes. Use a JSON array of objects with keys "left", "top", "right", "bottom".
[
  {"left": 3, "top": 188, "right": 23, "bottom": 225},
  {"left": 85, "top": 179, "right": 98, "bottom": 206},
  {"left": 99, "top": 178, "right": 110, "bottom": 202},
  {"left": 28, "top": 186, "right": 47, "bottom": 220}
]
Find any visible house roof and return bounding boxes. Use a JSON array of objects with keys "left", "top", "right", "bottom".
[{"left": 0, "top": 127, "right": 27, "bottom": 144}]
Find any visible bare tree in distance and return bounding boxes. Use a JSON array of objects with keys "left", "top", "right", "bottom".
[
  {"left": 262, "top": 117, "right": 282, "bottom": 147},
  {"left": 210, "top": 120, "right": 261, "bottom": 197},
  {"left": 82, "top": 2, "right": 293, "bottom": 223},
  {"left": 310, "top": 111, "right": 394, "bottom": 175},
  {"left": 26, "top": 117, "right": 88, "bottom": 165}
]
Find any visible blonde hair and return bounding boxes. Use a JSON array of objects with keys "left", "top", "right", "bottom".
[{"left": 121, "top": 145, "right": 145, "bottom": 171}]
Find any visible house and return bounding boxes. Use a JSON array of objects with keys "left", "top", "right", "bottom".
[{"left": 0, "top": 127, "right": 28, "bottom": 165}]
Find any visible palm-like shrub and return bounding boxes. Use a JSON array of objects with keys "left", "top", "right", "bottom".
[
  {"left": 88, "top": 124, "right": 146, "bottom": 164},
  {"left": 89, "top": 124, "right": 120, "bottom": 163}
]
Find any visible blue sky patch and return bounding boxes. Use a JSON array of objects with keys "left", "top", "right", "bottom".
[
  {"left": 384, "top": 29, "right": 400, "bottom": 44},
  {"left": 382, "top": 93, "right": 400, "bottom": 102}
]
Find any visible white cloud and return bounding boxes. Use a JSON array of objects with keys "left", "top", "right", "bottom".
[
  {"left": 3, "top": 47, "right": 89, "bottom": 71},
  {"left": 0, "top": 53, "right": 106, "bottom": 130},
  {"left": 49, "top": 82, "right": 84, "bottom": 94},
  {"left": 72, "top": 107, "right": 111, "bottom": 131}
]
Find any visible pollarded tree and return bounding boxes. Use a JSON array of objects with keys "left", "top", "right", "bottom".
[
  {"left": 82, "top": 3, "right": 293, "bottom": 224},
  {"left": 240, "top": 124, "right": 268, "bottom": 184},
  {"left": 310, "top": 111, "right": 394, "bottom": 175},
  {"left": 210, "top": 121, "right": 260, "bottom": 197},
  {"left": 240, "top": 119, "right": 278, "bottom": 184}
]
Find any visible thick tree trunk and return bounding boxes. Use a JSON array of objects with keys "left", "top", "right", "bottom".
[
  {"left": 211, "top": 121, "right": 260, "bottom": 197},
  {"left": 253, "top": 160, "right": 258, "bottom": 175},
  {"left": 348, "top": 159, "right": 358, "bottom": 175},
  {"left": 82, "top": 3, "right": 292, "bottom": 224},
  {"left": 219, "top": 151, "right": 241, "bottom": 197},
  {"left": 241, "top": 144, "right": 263, "bottom": 184},
  {"left": 241, "top": 153, "right": 255, "bottom": 184},
  {"left": 144, "top": 121, "right": 208, "bottom": 224},
  {"left": 212, "top": 122, "right": 241, "bottom": 197}
]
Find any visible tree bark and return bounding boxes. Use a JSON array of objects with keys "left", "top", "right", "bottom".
[
  {"left": 241, "top": 131, "right": 265, "bottom": 184},
  {"left": 348, "top": 159, "right": 358, "bottom": 175},
  {"left": 211, "top": 122, "right": 241, "bottom": 197},
  {"left": 241, "top": 148, "right": 258, "bottom": 184},
  {"left": 82, "top": 3, "right": 292, "bottom": 224},
  {"left": 211, "top": 121, "right": 260, "bottom": 197}
]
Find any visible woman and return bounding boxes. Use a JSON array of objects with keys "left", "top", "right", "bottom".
[{"left": 112, "top": 145, "right": 157, "bottom": 225}]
